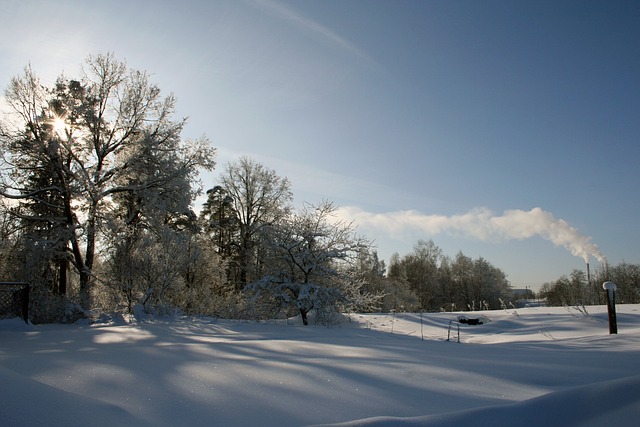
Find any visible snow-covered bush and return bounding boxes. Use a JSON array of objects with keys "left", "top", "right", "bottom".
[{"left": 246, "top": 278, "right": 346, "bottom": 325}]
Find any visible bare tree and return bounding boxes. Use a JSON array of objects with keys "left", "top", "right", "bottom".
[
  {"left": 219, "top": 156, "right": 292, "bottom": 288},
  {"left": 401, "top": 239, "right": 442, "bottom": 309}
]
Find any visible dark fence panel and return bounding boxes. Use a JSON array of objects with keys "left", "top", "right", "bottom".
[{"left": 0, "top": 282, "right": 30, "bottom": 324}]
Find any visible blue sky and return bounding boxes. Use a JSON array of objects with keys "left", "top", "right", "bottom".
[{"left": 1, "top": 0, "right": 638, "bottom": 290}]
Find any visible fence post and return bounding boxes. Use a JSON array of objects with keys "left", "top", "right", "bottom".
[{"left": 603, "top": 281, "right": 618, "bottom": 334}]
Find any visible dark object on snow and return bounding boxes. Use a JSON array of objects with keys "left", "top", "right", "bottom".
[{"left": 458, "top": 315, "right": 482, "bottom": 325}]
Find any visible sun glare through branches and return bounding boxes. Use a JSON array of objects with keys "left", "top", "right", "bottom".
[{"left": 50, "top": 114, "right": 69, "bottom": 138}]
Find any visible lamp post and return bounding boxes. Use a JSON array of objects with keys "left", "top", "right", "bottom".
[{"left": 603, "top": 281, "right": 618, "bottom": 334}]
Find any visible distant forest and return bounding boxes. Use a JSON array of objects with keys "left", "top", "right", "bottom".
[{"left": 1, "top": 54, "right": 638, "bottom": 324}]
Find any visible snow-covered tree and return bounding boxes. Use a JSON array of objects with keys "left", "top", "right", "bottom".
[
  {"left": 349, "top": 250, "right": 391, "bottom": 312},
  {"left": 247, "top": 200, "right": 379, "bottom": 325},
  {"left": 0, "top": 53, "right": 216, "bottom": 312}
]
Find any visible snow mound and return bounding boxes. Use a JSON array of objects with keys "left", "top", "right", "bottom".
[{"left": 312, "top": 374, "right": 640, "bottom": 426}]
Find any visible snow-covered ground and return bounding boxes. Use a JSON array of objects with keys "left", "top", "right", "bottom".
[{"left": 1, "top": 305, "right": 639, "bottom": 426}]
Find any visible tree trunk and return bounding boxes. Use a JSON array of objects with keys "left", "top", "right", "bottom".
[
  {"left": 239, "top": 231, "right": 251, "bottom": 290},
  {"left": 79, "top": 269, "right": 92, "bottom": 310},
  {"left": 78, "top": 202, "right": 98, "bottom": 310},
  {"left": 300, "top": 308, "right": 309, "bottom": 326},
  {"left": 57, "top": 258, "right": 67, "bottom": 295}
]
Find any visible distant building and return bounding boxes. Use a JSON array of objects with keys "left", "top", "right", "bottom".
[
  {"left": 512, "top": 288, "right": 533, "bottom": 298},
  {"left": 512, "top": 288, "right": 546, "bottom": 308}
]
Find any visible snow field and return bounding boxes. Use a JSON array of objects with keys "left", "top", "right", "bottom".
[{"left": 1, "top": 305, "right": 639, "bottom": 426}]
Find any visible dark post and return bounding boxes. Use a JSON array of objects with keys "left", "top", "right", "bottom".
[
  {"left": 603, "top": 281, "right": 618, "bottom": 334},
  {"left": 22, "top": 283, "right": 30, "bottom": 324}
]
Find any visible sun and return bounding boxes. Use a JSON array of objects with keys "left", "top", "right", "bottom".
[{"left": 51, "top": 115, "right": 69, "bottom": 138}]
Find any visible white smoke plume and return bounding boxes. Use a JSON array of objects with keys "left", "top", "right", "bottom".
[{"left": 337, "top": 206, "right": 606, "bottom": 263}]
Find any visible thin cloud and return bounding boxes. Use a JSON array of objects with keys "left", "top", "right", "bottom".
[{"left": 248, "top": 0, "right": 373, "bottom": 63}]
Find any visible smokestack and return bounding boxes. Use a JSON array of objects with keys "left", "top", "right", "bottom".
[{"left": 586, "top": 262, "right": 591, "bottom": 285}]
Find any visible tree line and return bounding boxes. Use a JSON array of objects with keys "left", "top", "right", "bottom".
[
  {"left": 539, "top": 263, "right": 640, "bottom": 307},
  {"left": 1, "top": 54, "right": 634, "bottom": 324}
]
